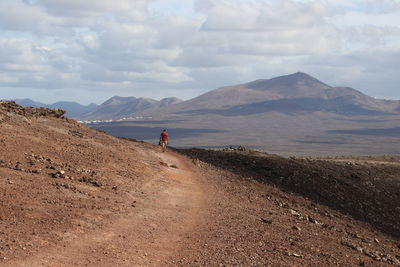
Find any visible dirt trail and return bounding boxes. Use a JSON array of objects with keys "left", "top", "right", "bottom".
[{"left": 9, "top": 149, "right": 207, "bottom": 266}]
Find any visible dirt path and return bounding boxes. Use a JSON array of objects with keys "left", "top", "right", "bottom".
[{"left": 9, "top": 149, "right": 207, "bottom": 267}]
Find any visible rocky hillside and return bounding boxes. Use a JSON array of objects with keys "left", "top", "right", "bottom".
[
  {"left": 0, "top": 101, "right": 162, "bottom": 264},
  {"left": 1, "top": 101, "right": 400, "bottom": 266}
]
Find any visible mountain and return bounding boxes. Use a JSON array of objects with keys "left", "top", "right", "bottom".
[
  {"left": 142, "top": 72, "right": 400, "bottom": 116},
  {"left": 13, "top": 99, "right": 97, "bottom": 118},
  {"left": 13, "top": 98, "right": 46, "bottom": 108},
  {"left": 90, "top": 73, "right": 400, "bottom": 156},
  {"left": 159, "top": 97, "right": 183, "bottom": 107},
  {"left": 80, "top": 96, "right": 183, "bottom": 120},
  {"left": 47, "top": 101, "right": 98, "bottom": 118}
]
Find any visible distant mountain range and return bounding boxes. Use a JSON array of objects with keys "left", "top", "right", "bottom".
[
  {"left": 13, "top": 99, "right": 98, "bottom": 118},
  {"left": 140, "top": 72, "right": 400, "bottom": 117},
  {"left": 79, "top": 96, "right": 182, "bottom": 120},
  {"left": 13, "top": 96, "right": 183, "bottom": 120},
  {"left": 14, "top": 72, "right": 400, "bottom": 121},
  {"left": 87, "top": 72, "right": 400, "bottom": 156}
]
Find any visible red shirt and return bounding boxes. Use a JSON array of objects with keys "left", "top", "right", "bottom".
[{"left": 161, "top": 132, "right": 169, "bottom": 142}]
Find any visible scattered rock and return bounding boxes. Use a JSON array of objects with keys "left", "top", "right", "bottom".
[
  {"left": 192, "top": 159, "right": 202, "bottom": 167},
  {"left": 293, "top": 226, "right": 301, "bottom": 231},
  {"left": 51, "top": 170, "right": 66, "bottom": 179},
  {"left": 341, "top": 240, "right": 363, "bottom": 253},
  {"left": 223, "top": 145, "right": 247, "bottom": 152},
  {"left": 260, "top": 218, "right": 272, "bottom": 224},
  {"left": 14, "top": 163, "right": 22, "bottom": 171},
  {"left": 285, "top": 250, "right": 303, "bottom": 258},
  {"left": 79, "top": 177, "right": 101, "bottom": 187},
  {"left": 291, "top": 253, "right": 303, "bottom": 258},
  {"left": 308, "top": 217, "right": 318, "bottom": 224},
  {"left": 341, "top": 239, "right": 400, "bottom": 264},
  {"left": 289, "top": 209, "right": 301, "bottom": 217}
]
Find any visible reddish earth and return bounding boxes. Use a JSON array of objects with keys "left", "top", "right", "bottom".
[{"left": 0, "top": 101, "right": 400, "bottom": 266}]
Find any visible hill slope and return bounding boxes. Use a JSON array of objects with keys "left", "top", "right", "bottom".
[{"left": 1, "top": 101, "right": 399, "bottom": 266}]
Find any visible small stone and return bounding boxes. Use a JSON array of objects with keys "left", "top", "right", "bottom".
[
  {"left": 261, "top": 218, "right": 272, "bottom": 224},
  {"left": 308, "top": 217, "right": 318, "bottom": 224},
  {"left": 289, "top": 209, "right": 301, "bottom": 217},
  {"left": 292, "top": 253, "right": 302, "bottom": 258},
  {"left": 374, "top": 238, "right": 379, "bottom": 244},
  {"left": 8, "top": 180, "right": 13, "bottom": 184},
  {"left": 112, "top": 186, "right": 118, "bottom": 190},
  {"left": 293, "top": 226, "right": 301, "bottom": 231}
]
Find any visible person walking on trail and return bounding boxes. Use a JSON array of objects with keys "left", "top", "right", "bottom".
[{"left": 160, "top": 129, "right": 169, "bottom": 152}]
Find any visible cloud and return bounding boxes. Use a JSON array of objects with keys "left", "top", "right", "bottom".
[
  {"left": 33, "top": 0, "right": 150, "bottom": 20},
  {"left": 362, "top": 0, "right": 400, "bottom": 14},
  {"left": 0, "top": 0, "right": 399, "bottom": 103},
  {"left": 0, "top": 0, "right": 65, "bottom": 35},
  {"left": 344, "top": 25, "right": 400, "bottom": 47}
]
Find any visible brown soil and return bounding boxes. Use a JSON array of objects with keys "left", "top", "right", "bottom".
[{"left": 1, "top": 101, "right": 400, "bottom": 266}]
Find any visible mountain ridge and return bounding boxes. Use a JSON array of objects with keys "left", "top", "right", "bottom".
[
  {"left": 79, "top": 96, "right": 183, "bottom": 120},
  {"left": 11, "top": 73, "right": 400, "bottom": 120},
  {"left": 13, "top": 99, "right": 98, "bottom": 118},
  {"left": 137, "top": 72, "right": 400, "bottom": 117}
]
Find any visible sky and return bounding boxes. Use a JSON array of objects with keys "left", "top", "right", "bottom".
[{"left": 0, "top": 0, "right": 399, "bottom": 105}]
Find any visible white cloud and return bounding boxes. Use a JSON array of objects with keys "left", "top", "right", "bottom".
[{"left": 0, "top": 0, "right": 399, "bottom": 103}]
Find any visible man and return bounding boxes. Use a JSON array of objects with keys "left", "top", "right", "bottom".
[{"left": 159, "top": 129, "right": 169, "bottom": 152}]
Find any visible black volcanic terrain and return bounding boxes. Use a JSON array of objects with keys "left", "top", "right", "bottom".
[{"left": 89, "top": 73, "right": 400, "bottom": 156}]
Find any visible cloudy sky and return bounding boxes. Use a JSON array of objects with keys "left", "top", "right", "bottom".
[{"left": 0, "top": 0, "right": 399, "bottom": 104}]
